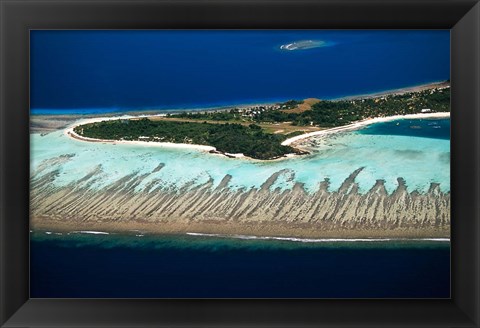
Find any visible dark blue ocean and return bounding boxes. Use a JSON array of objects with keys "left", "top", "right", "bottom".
[
  {"left": 30, "top": 232, "right": 450, "bottom": 298},
  {"left": 30, "top": 30, "right": 449, "bottom": 115}
]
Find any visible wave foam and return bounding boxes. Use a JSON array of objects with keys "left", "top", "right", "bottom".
[
  {"left": 186, "top": 232, "right": 449, "bottom": 243},
  {"left": 69, "top": 231, "right": 110, "bottom": 235}
]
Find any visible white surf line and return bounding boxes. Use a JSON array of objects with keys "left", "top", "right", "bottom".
[
  {"left": 186, "top": 233, "right": 450, "bottom": 243},
  {"left": 281, "top": 112, "right": 451, "bottom": 146},
  {"left": 69, "top": 231, "right": 110, "bottom": 235},
  {"left": 128, "top": 229, "right": 146, "bottom": 237}
]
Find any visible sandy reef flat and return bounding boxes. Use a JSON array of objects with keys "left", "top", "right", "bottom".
[{"left": 31, "top": 163, "right": 450, "bottom": 238}]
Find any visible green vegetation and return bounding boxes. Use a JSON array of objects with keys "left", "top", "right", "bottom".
[
  {"left": 74, "top": 120, "right": 298, "bottom": 160},
  {"left": 169, "top": 87, "right": 450, "bottom": 128},
  {"left": 283, "top": 130, "right": 307, "bottom": 138},
  {"left": 168, "top": 108, "right": 243, "bottom": 122},
  {"left": 281, "top": 100, "right": 304, "bottom": 109},
  {"left": 73, "top": 87, "right": 450, "bottom": 160}
]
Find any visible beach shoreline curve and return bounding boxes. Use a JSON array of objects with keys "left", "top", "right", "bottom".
[
  {"left": 281, "top": 112, "right": 451, "bottom": 146},
  {"left": 64, "top": 112, "right": 450, "bottom": 159}
]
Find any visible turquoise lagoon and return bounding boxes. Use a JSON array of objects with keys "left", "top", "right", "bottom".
[{"left": 31, "top": 117, "right": 450, "bottom": 195}]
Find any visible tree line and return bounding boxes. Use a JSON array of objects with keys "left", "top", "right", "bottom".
[{"left": 75, "top": 119, "right": 298, "bottom": 160}]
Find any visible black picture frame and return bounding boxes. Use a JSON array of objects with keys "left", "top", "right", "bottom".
[{"left": 1, "top": 0, "right": 479, "bottom": 327}]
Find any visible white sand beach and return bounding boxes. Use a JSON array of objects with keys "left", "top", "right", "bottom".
[
  {"left": 64, "top": 115, "right": 217, "bottom": 152},
  {"left": 281, "top": 112, "right": 451, "bottom": 146},
  {"left": 64, "top": 111, "right": 450, "bottom": 159}
]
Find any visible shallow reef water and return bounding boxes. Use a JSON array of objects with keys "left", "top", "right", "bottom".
[{"left": 30, "top": 118, "right": 450, "bottom": 195}]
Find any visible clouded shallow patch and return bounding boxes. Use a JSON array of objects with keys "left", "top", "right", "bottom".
[{"left": 279, "top": 40, "right": 335, "bottom": 51}]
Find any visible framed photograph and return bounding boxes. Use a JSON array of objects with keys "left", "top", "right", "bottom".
[{"left": 1, "top": 0, "right": 479, "bottom": 327}]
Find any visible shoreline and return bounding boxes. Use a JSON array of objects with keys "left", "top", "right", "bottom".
[
  {"left": 64, "top": 111, "right": 450, "bottom": 160},
  {"left": 281, "top": 112, "right": 451, "bottom": 146},
  {"left": 30, "top": 218, "right": 450, "bottom": 240},
  {"left": 65, "top": 115, "right": 216, "bottom": 152},
  {"left": 31, "top": 81, "right": 449, "bottom": 118},
  {"left": 31, "top": 101, "right": 279, "bottom": 118},
  {"left": 64, "top": 117, "right": 294, "bottom": 161},
  {"left": 31, "top": 229, "right": 450, "bottom": 244},
  {"left": 334, "top": 80, "right": 450, "bottom": 101},
  {"left": 66, "top": 126, "right": 217, "bottom": 152}
]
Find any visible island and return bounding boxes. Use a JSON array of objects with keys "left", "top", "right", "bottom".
[
  {"left": 70, "top": 82, "right": 450, "bottom": 160},
  {"left": 30, "top": 82, "right": 451, "bottom": 239},
  {"left": 73, "top": 121, "right": 304, "bottom": 160},
  {"left": 280, "top": 40, "right": 329, "bottom": 50}
]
